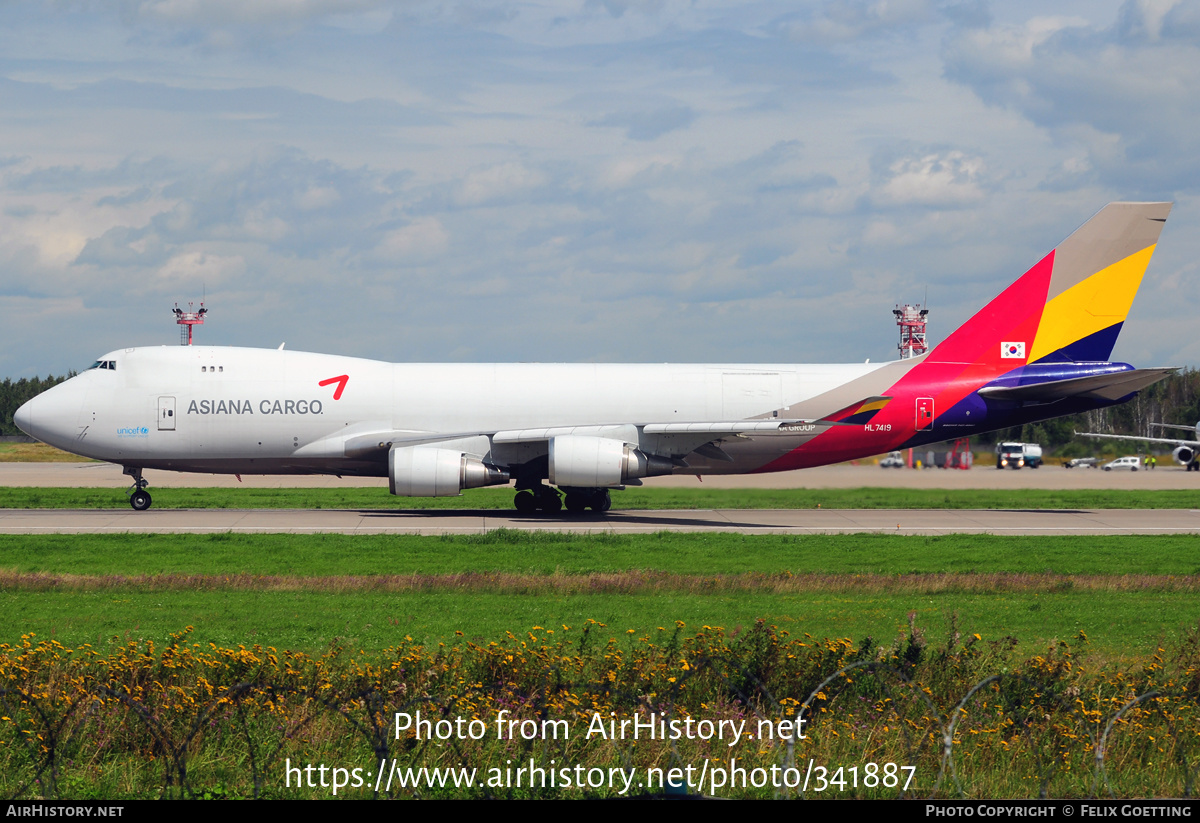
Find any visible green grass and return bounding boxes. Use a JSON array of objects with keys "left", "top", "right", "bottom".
[
  {"left": 4, "top": 588, "right": 1194, "bottom": 656},
  {"left": 4, "top": 485, "right": 1200, "bottom": 509},
  {"left": 0, "top": 442, "right": 94, "bottom": 462},
  {"left": 0, "top": 532, "right": 1195, "bottom": 654},
  {"left": 0, "top": 529, "right": 1193, "bottom": 800},
  {"left": 2, "top": 531, "right": 1200, "bottom": 576}
]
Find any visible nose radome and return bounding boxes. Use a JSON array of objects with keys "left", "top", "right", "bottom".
[{"left": 14, "top": 398, "right": 34, "bottom": 438}]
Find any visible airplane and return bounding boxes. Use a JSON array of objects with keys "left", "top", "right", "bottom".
[
  {"left": 1075, "top": 423, "right": 1200, "bottom": 470},
  {"left": 13, "top": 201, "right": 1175, "bottom": 513}
]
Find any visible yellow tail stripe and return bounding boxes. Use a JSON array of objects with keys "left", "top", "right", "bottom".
[{"left": 1028, "top": 244, "right": 1157, "bottom": 363}]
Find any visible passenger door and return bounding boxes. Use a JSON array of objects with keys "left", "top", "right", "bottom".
[{"left": 157, "top": 396, "right": 176, "bottom": 431}]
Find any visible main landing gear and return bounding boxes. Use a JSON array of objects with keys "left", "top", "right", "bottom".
[
  {"left": 565, "top": 489, "right": 611, "bottom": 513},
  {"left": 124, "top": 467, "right": 152, "bottom": 511},
  {"left": 514, "top": 485, "right": 561, "bottom": 513},
  {"left": 513, "top": 485, "right": 611, "bottom": 514}
]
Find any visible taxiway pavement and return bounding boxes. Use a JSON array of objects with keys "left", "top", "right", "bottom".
[
  {"left": 3, "top": 461, "right": 1198, "bottom": 489},
  {"left": 4, "top": 461, "right": 1196, "bottom": 535},
  {"left": 2, "top": 507, "right": 1198, "bottom": 535}
]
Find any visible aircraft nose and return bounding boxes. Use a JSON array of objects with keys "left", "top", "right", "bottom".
[
  {"left": 13, "top": 384, "right": 82, "bottom": 448},
  {"left": 13, "top": 398, "right": 34, "bottom": 438}
]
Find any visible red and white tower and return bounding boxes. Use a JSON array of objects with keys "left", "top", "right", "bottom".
[
  {"left": 173, "top": 301, "right": 207, "bottom": 345},
  {"left": 893, "top": 304, "right": 928, "bottom": 359}
]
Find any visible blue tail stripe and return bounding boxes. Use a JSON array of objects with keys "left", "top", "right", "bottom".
[{"left": 1032, "top": 323, "right": 1123, "bottom": 364}]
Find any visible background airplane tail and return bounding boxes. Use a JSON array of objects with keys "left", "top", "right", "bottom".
[{"left": 926, "top": 202, "right": 1171, "bottom": 368}]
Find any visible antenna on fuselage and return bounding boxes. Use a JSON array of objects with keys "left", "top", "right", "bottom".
[{"left": 174, "top": 301, "right": 207, "bottom": 345}]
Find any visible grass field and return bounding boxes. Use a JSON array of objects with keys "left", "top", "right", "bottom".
[
  {"left": 1, "top": 519, "right": 1196, "bottom": 797},
  {"left": 0, "top": 442, "right": 92, "bottom": 462},
  {"left": 0, "top": 532, "right": 1195, "bottom": 655}
]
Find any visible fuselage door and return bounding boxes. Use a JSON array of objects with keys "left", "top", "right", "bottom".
[
  {"left": 916, "top": 397, "right": 934, "bottom": 431},
  {"left": 158, "top": 396, "right": 176, "bottom": 431}
]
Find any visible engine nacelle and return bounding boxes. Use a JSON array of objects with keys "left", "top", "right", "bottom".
[
  {"left": 389, "top": 446, "right": 509, "bottom": 497},
  {"left": 548, "top": 435, "right": 675, "bottom": 488},
  {"left": 1173, "top": 445, "right": 1195, "bottom": 466}
]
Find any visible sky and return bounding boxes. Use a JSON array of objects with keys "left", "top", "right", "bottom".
[{"left": 2, "top": 0, "right": 1199, "bottom": 377}]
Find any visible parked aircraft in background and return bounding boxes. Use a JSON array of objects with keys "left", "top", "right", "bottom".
[
  {"left": 14, "top": 202, "right": 1175, "bottom": 512},
  {"left": 1076, "top": 422, "right": 1200, "bottom": 470}
]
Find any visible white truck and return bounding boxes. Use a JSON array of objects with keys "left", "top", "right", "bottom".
[{"left": 995, "top": 442, "right": 1043, "bottom": 469}]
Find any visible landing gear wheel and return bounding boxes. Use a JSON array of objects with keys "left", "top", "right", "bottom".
[
  {"left": 514, "top": 490, "right": 537, "bottom": 513},
  {"left": 565, "top": 494, "right": 587, "bottom": 513},
  {"left": 537, "top": 490, "right": 562, "bottom": 513},
  {"left": 590, "top": 490, "right": 611, "bottom": 513},
  {"left": 130, "top": 490, "right": 152, "bottom": 511}
]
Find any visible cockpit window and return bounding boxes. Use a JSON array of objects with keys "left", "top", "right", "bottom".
[{"left": 87, "top": 360, "right": 117, "bottom": 371}]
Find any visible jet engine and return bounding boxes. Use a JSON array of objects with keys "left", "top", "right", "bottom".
[
  {"left": 389, "top": 446, "right": 509, "bottom": 496},
  {"left": 1172, "top": 445, "right": 1195, "bottom": 466},
  {"left": 548, "top": 435, "right": 675, "bottom": 487}
]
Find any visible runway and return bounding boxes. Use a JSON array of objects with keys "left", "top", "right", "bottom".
[
  {"left": 2, "top": 460, "right": 1197, "bottom": 489},
  {"left": 2, "top": 507, "right": 1199, "bottom": 535},
  {"left": 3, "top": 462, "right": 1197, "bottom": 534}
]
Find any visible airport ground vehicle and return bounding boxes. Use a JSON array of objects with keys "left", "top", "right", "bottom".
[
  {"left": 996, "top": 442, "right": 1043, "bottom": 469},
  {"left": 1103, "top": 456, "right": 1142, "bottom": 471}
]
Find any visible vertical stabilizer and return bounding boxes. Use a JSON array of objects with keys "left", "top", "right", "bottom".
[
  {"left": 924, "top": 201, "right": 1170, "bottom": 368},
  {"left": 1028, "top": 201, "right": 1171, "bottom": 363}
]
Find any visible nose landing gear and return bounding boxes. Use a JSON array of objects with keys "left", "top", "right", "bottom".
[{"left": 124, "top": 467, "right": 152, "bottom": 511}]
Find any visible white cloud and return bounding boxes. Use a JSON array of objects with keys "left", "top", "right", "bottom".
[
  {"left": 598, "top": 155, "right": 682, "bottom": 188},
  {"left": 455, "top": 162, "right": 545, "bottom": 206},
  {"left": 871, "top": 150, "right": 986, "bottom": 207},
  {"left": 786, "top": 0, "right": 936, "bottom": 42},
  {"left": 297, "top": 185, "right": 342, "bottom": 211},
  {"left": 376, "top": 216, "right": 449, "bottom": 260},
  {"left": 155, "top": 251, "right": 246, "bottom": 284},
  {"left": 943, "top": 2, "right": 1200, "bottom": 192},
  {"left": 126, "top": 0, "right": 387, "bottom": 26}
]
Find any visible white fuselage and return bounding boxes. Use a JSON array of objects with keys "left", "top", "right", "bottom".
[{"left": 17, "top": 346, "right": 885, "bottom": 476}]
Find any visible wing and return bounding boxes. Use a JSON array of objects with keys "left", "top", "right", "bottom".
[
  {"left": 978, "top": 367, "right": 1175, "bottom": 403},
  {"left": 295, "top": 418, "right": 849, "bottom": 465},
  {"left": 289, "top": 393, "right": 891, "bottom": 493}
]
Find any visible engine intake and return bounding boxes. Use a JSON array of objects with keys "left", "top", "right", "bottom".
[
  {"left": 548, "top": 435, "right": 675, "bottom": 488},
  {"left": 389, "top": 446, "right": 509, "bottom": 497},
  {"left": 1173, "top": 445, "right": 1195, "bottom": 466}
]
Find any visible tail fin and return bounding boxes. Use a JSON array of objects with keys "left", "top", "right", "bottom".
[{"left": 926, "top": 202, "right": 1171, "bottom": 367}]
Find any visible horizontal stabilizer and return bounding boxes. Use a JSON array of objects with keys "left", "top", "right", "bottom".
[{"left": 977, "top": 367, "right": 1175, "bottom": 403}]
